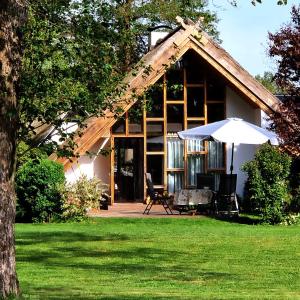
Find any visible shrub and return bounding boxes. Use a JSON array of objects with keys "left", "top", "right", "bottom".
[
  {"left": 60, "top": 175, "right": 108, "bottom": 221},
  {"left": 242, "top": 143, "right": 291, "bottom": 224},
  {"left": 16, "top": 159, "right": 65, "bottom": 223}
]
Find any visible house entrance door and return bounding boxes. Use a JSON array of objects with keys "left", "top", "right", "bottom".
[{"left": 114, "top": 138, "right": 144, "bottom": 202}]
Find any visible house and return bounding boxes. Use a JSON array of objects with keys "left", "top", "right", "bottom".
[{"left": 50, "top": 17, "right": 280, "bottom": 204}]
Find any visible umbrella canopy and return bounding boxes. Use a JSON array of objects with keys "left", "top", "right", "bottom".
[
  {"left": 178, "top": 118, "right": 279, "bottom": 174},
  {"left": 178, "top": 118, "right": 278, "bottom": 145}
]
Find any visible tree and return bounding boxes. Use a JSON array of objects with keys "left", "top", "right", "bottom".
[
  {"left": 1, "top": 1, "right": 218, "bottom": 296},
  {"left": 267, "top": 5, "right": 300, "bottom": 155},
  {"left": 255, "top": 71, "right": 282, "bottom": 94},
  {"left": 230, "top": 0, "right": 287, "bottom": 5},
  {"left": 0, "top": 0, "right": 27, "bottom": 297},
  {"left": 19, "top": 0, "right": 219, "bottom": 158}
]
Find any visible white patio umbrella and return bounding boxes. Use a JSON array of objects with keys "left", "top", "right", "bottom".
[{"left": 178, "top": 118, "right": 279, "bottom": 174}]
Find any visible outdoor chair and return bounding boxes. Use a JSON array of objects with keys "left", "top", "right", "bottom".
[
  {"left": 196, "top": 173, "right": 215, "bottom": 213},
  {"left": 99, "top": 193, "right": 110, "bottom": 210},
  {"left": 143, "top": 173, "right": 173, "bottom": 215},
  {"left": 214, "top": 174, "right": 239, "bottom": 215},
  {"left": 196, "top": 173, "right": 215, "bottom": 191}
]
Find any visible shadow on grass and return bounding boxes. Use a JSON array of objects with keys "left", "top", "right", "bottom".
[
  {"left": 16, "top": 230, "right": 130, "bottom": 246},
  {"left": 211, "top": 213, "right": 261, "bottom": 225},
  {"left": 16, "top": 228, "right": 236, "bottom": 299}
]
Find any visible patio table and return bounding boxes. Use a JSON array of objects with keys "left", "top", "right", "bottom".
[{"left": 173, "top": 189, "right": 214, "bottom": 215}]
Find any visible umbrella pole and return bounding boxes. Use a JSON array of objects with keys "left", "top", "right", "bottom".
[{"left": 230, "top": 143, "right": 234, "bottom": 175}]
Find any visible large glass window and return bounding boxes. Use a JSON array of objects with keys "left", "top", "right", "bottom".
[
  {"left": 112, "top": 118, "right": 125, "bottom": 134},
  {"left": 128, "top": 102, "right": 143, "bottom": 133},
  {"left": 146, "top": 122, "right": 164, "bottom": 152},
  {"left": 187, "top": 121, "right": 204, "bottom": 130},
  {"left": 167, "top": 172, "right": 184, "bottom": 194},
  {"left": 167, "top": 104, "right": 184, "bottom": 133},
  {"left": 207, "top": 80, "right": 225, "bottom": 101},
  {"left": 146, "top": 77, "right": 163, "bottom": 118},
  {"left": 184, "top": 50, "right": 205, "bottom": 84},
  {"left": 166, "top": 68, "right": 184, "bottom": 101},
  {"left": 208, "top": 141, "right": 224, "bottom": 169},
  {"left": 207, "top": 103, "right": 225, "bottom": 123},
  {"left": 147, "top": 155, "right": 164, "bottom": 185},
  {"left": 187, "top": 87, "right": 204, "bottom": 117},
  {"left": 167, "top": 138, "right": 184, "bottom": 169},
  {"left": 187, "top": 155, "right": 205, "bottom": 186},
  {"left": 187, "top": 139, "right": 205, "bottom": 153}
]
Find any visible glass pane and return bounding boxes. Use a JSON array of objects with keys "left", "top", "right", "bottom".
[
  {"left": 166, "top": 68, "right": 184, "bottom": 100},
  {"left": 112, "top": 118, "right": 125, "bottom": 134},
  {"left": 167, "top": 138, "right": 184, "bottom": 169},
  {"left": 146, "top": 77, "right": 163, "bottom": 117},
  {"left": 128, "top": 102, "right": 143, "bottom": 133},
  {"left": 184, "top": 50, "right": 205, "bottom": 84},
  {"left": 187, "top": 155, "right": 205, "bottom": 186},
  {"left": 146, "top": 122, "right": 164, "bottom": 151},
  {"left": 208, "top": 141, "right": 224, "bottom": 169},
  {"left": 167, "top": 172, "right": 184, "bottom": 194},
  {"left": 187, "top": 87, "right": 204, "bottom": 117},
  {"left": 187, "top": 139, "right": 205, "bottom": 152},
  {"left": 187, "top": 121, "right": 204, "bottom": 129},
  {"left": 207, "top": 103, "right": 225, "bottom": 123},
  {"left": 207, "top": 80, "right": 225, "bottom": 101},
  {"left": 207, "top": 172, "right": 222, "bottom": 191},
  {"left": 147, "top": 155, "right": 164, "bottom": 185},
  {"left": 167, "top": 104, "right": 184, "bottom": 133}
]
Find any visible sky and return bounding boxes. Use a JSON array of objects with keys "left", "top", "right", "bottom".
[{"left": 208, "top": 1, "right": 299, "bottom": 76}]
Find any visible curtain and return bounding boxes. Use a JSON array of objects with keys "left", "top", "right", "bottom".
[
  {"left": 187, "top": 155, "right": 205, "bottom": 186},
  {"left": 168, "top": 172, "right": 184, "bottom": 194},
  {"left": 187, "top": 140, "right": 204, "bottom": 152},
  {"left": 208, "top": 141, "right": 224, "bottom": 169},
  {"left": 167, "top": 138, "right": 184, "bottom": 168}
]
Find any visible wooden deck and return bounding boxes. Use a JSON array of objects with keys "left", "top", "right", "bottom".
[{"left": 89, "top": 203, "right": 200, "bottom": 218}]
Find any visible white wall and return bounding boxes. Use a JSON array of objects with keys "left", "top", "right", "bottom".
[
  {"left": 226, "top": 87, "right": 262, "bottom": 196},
  {"left": 65, "top": 138, "right": 111, "bottom": 186}
]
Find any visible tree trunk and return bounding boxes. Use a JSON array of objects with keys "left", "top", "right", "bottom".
[{"left": 0, "top": 1, "right": 27, "bottom": 298}]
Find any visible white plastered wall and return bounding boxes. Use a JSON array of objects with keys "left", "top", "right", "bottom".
[
  {"left": 65, "top": 138, "right": 111, "bottom": 186},
  {"left": 226, "top": 87, "right": 262, "bottom": 196}
]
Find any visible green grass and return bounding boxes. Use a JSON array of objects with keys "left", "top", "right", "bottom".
[{"left": 16, "top": 217, "right": 300, "bottom": 299}]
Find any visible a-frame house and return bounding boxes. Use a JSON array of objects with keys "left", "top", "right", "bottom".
[{"left": 51, "top": 17, "right": 280, "bottom": 204}]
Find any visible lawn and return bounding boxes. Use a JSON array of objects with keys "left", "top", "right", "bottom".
[{"left": 16, "top": 217, "right": 300, "bottom": 299}]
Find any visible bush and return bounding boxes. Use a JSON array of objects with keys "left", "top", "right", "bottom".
[
  {"left": 16, "top": 159, "right": 65, "bottom": 223},
  {"left": 60, "top": 175, "right": 108, "bottom": 221},
  {"left": 242, "top": 143, "right": 291, "bottom": 224}
]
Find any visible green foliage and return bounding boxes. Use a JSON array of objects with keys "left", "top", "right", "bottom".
[
  {"left": 281, "top": 213, "right": 300, "bottom": 225},
  {"left": 16, "top": 141, "right": 48, "bottom": 169},
  {"left": 20, "top": 0, "right": 123, "bottom": 157},
  {"left": 60, "top": 175, "right": 108, "bottom": 221},
  {"left": 20, "top": 0, "right": 219, "bottom": 158},
  {"left": 255, "top": 72, "right": 282, "bottom": 94},
  {"left": 242, "top": 143, "right": 291, "bottom": 224},
  {"left": 15, "top": 159, "right": 65, "bottom": 223}
]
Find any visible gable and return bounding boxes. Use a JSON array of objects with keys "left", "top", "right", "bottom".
[{"left": 51, "top": 18, "right": 280, "bottom": 169}]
